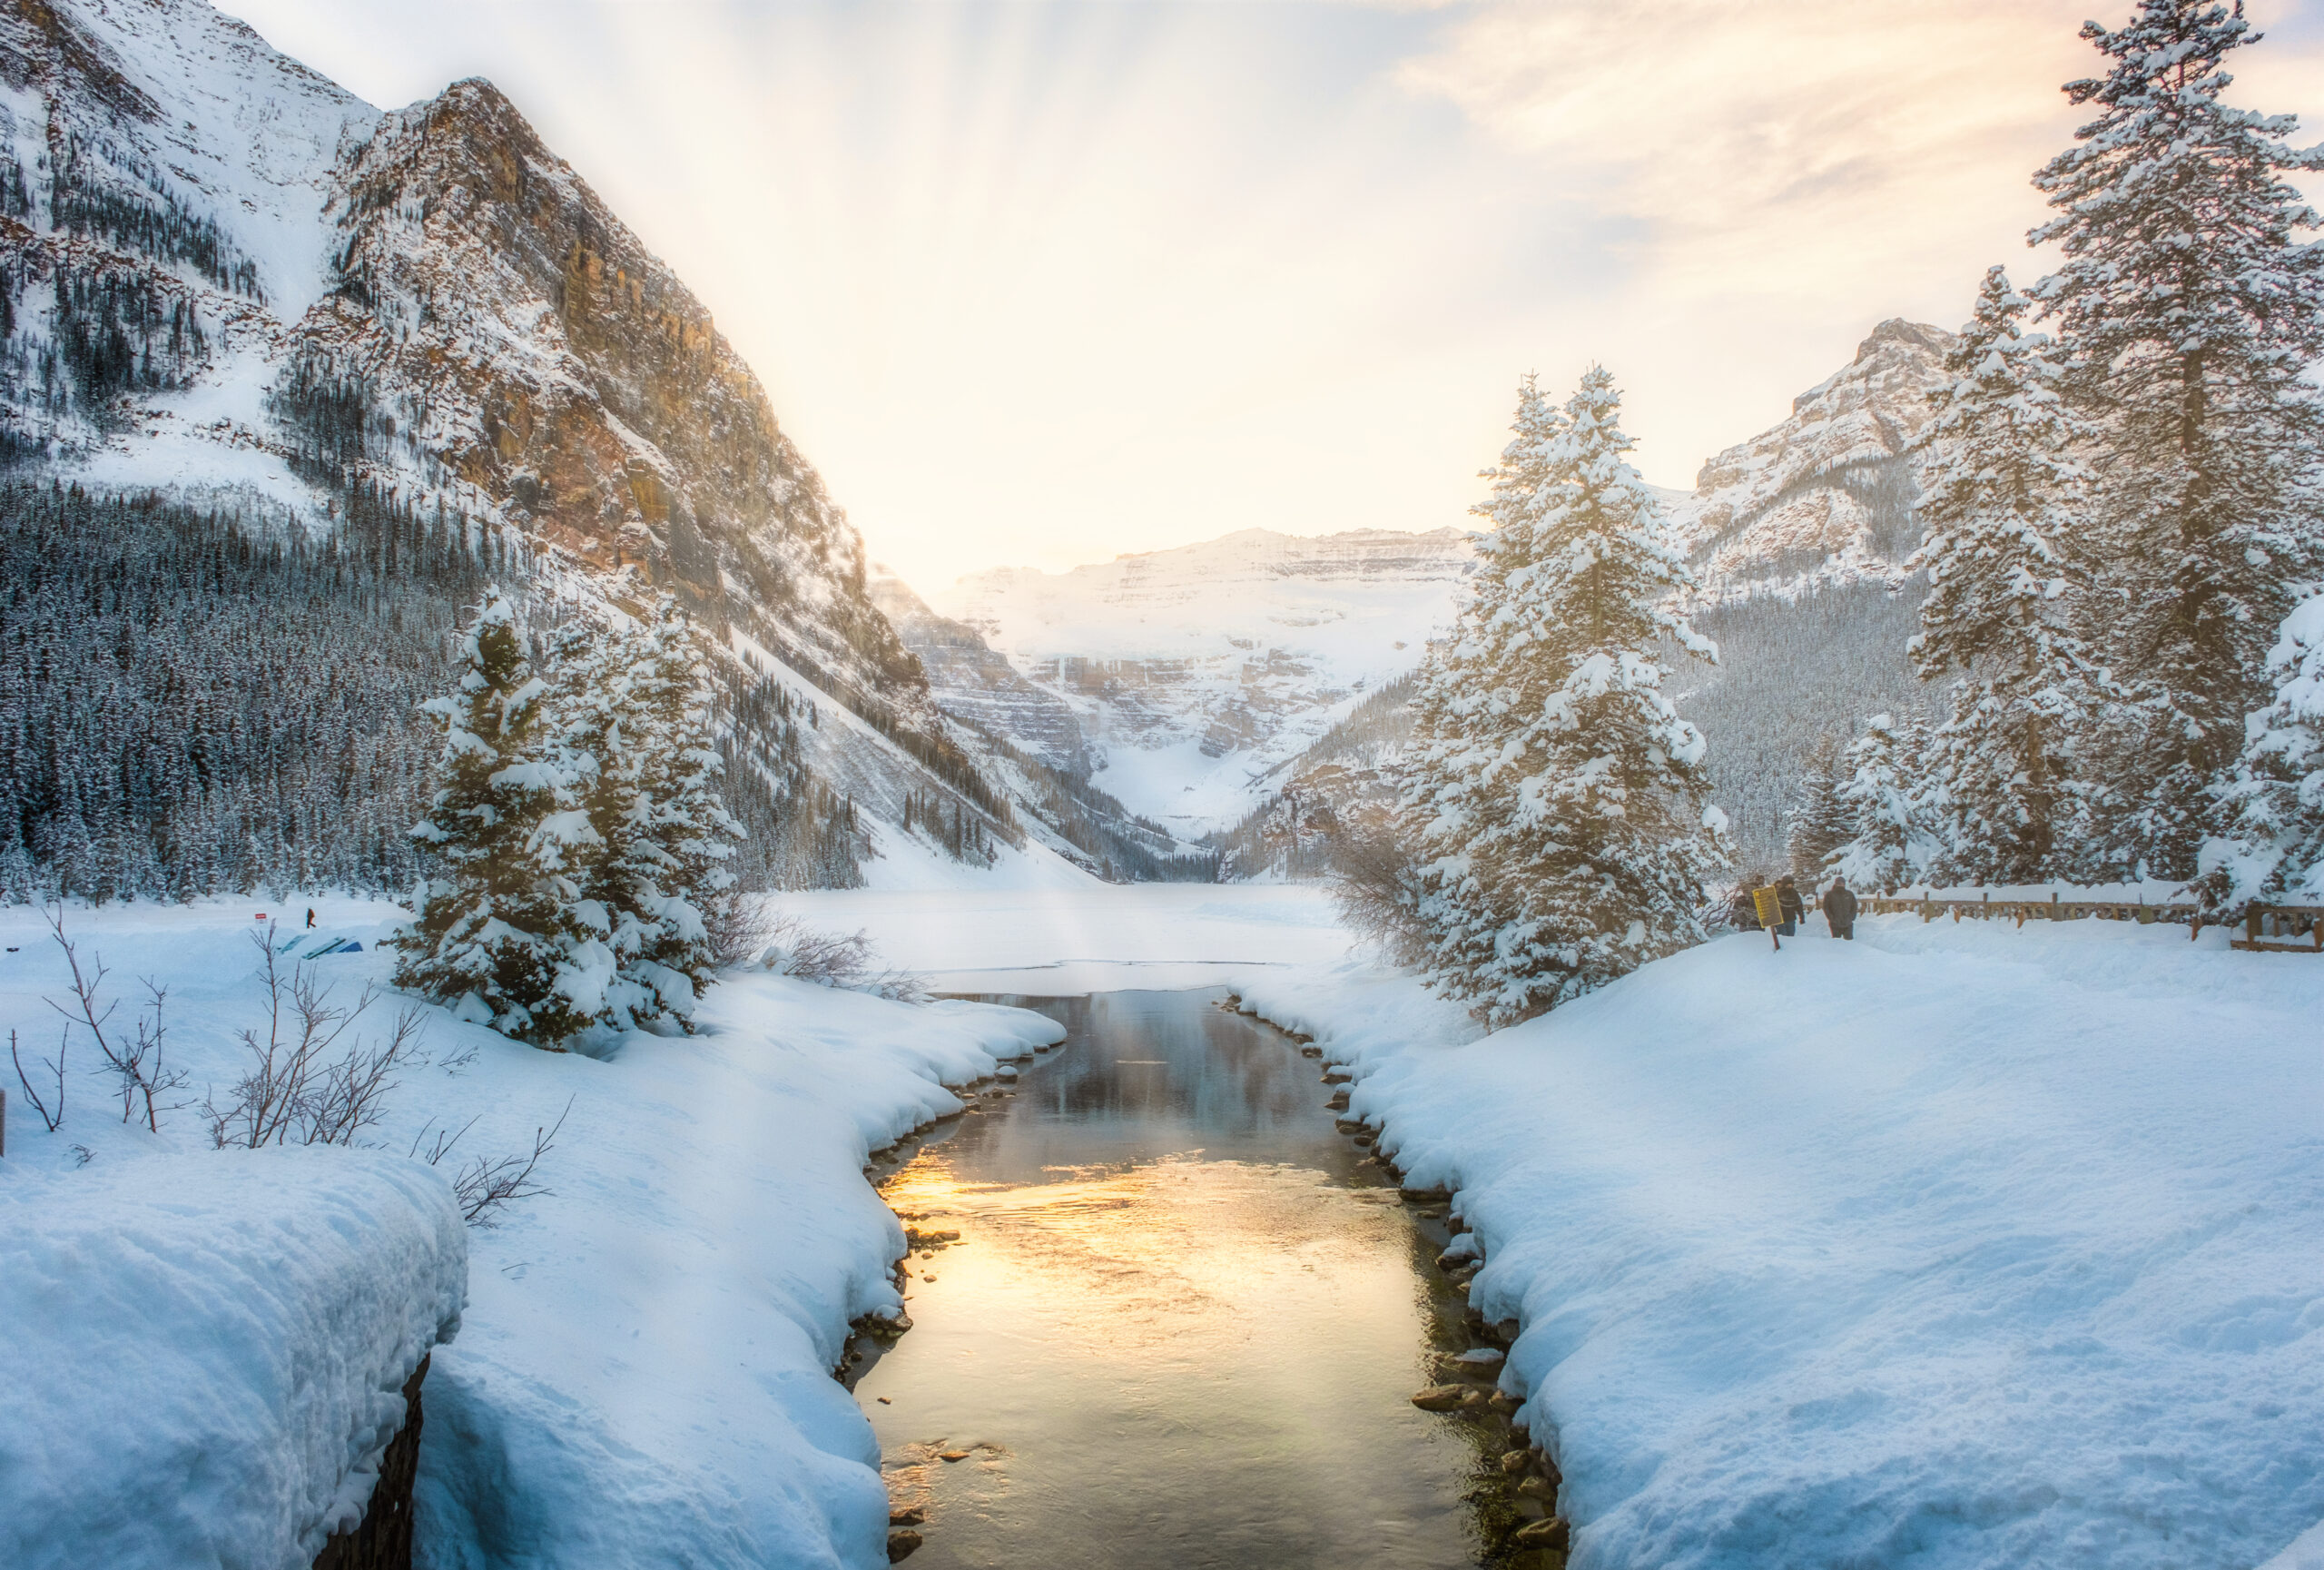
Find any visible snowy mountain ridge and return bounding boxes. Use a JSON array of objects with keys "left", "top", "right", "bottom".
[
  {"left": 921, "top": 526, "right": 1478, "bottom": 833},
  {"left": 0, "top": 0, "right": 1060, "bottom": 886}
]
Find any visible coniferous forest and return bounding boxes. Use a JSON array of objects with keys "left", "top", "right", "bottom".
[{"left": 0, "top": 482, "right": 864, "bottom": 903}]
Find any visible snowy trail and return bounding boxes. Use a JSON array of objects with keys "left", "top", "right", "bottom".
[
  {"left": 0, "top": 898, "right": 1061, "bottom": 1570},
  {"left": 1232, "top": 916, "right": 2324, "bottom": 1570}
]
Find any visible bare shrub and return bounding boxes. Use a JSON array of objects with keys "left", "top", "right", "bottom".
[
  {"left": 1325, "top": 819, "right": 1430, "bottom": 970},
  {"left": 412, "top": 1097, "right": 572, "bottom": 1227},
  {"left": 751, "top": 911, "right": 929, "bottom": 1002},
  {"left": 205, "top": 924, "right": 424, "bottom": 1150},
  {"left": 44, "top": 907, "right": 187, "bottom": 1131},
  {"left": 701, "top": 884, "right": 780, "bottom": 970}
]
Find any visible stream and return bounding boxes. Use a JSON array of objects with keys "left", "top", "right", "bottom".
[{"left": 852, "top": 989, "right": 1557, "bottom": 1569}]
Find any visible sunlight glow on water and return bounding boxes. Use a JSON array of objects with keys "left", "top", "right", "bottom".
[{"left": 856, "top": 991, "right": 1526, "bottom": 1570}]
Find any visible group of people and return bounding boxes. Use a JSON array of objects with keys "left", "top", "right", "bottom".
[{"left": 1726, "top": 874, "right": 1858, "bottom": 941}]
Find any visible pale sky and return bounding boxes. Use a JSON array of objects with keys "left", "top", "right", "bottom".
[{"left": 229, "top": 0, "right": 2324, "bottom": 594}]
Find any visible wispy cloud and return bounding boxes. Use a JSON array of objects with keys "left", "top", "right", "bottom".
[{"left": 1399, "top": 0, "right": 2324, "bottom": 297}]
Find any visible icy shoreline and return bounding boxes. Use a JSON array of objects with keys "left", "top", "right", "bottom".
[{"left": 1229, "top": 916, "right": 2324, "bottom": 1570}]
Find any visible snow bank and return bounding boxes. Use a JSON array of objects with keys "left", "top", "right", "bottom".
[
  {"left": 0, "top": 1149, "right": 466, "bottom": 1570},
  {"left": 0, "top": 899, "right": 1063, "bottom": 1570},
  {"left": 1232, "top": 916, "right": 2324, "bottom": 1570}
]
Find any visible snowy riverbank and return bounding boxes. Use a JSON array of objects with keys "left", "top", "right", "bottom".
[
  {"left": 1233, "top": 915, "right": 2324, "bottom": 1570},
  {"left": 0, "top": 897, "right": 1061, "bottom": 1570}
]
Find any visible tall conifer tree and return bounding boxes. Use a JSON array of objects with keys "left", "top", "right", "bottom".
[
  {"left": 1398, "top": 368, "right": 1726, "bottom": 1025},
  {"left": 1785, "top": 733, "right": 1856, "bottom": 884},
  {"left": 1910, "top": 268, "right": 2105, "bottom": 884},
  {"left": 392, "top": 593, "right": 601, "bottom": 1046},
  {"left": 2031, "top": 0, "right": 2324, "bottom": 875}
]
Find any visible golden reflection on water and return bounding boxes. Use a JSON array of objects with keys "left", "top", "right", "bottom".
[
  {"left": 886, "top": 1151, "right": 1418, "bottom": 1345},
  {"left": 858, "top": 990, "right": 1541, "bottom": 1570}
]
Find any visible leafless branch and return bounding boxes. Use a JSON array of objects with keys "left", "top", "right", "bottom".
[
  {"left": 9, "top": 1026, "right": 65, "bottom": 1132},
  {"left": 44, "top": 907, "right": 185, "bottom": 1131},
  {"left": 206, "top": 924, "right": 420, "bottom": 1149},
  {"left": 418, "top": 1097, "right": 571, "bottom": 1228}
]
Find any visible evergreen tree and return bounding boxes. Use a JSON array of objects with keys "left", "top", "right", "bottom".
[
  {"left": 614, "top": 599, "right": 744, "bottom": 1019},
  {"left": 1909, "top": 267, "right": 2106, "bottom": 884},
  {"left": 2201, "top": 591, "right": 2324, "bottom": 904},
  {"left": 391, "top": 593, "right": 603, "bottom": 1047},
  {"left": 1830, "top": 714, "right": 1937, "bottom": 893},
  {"left": 1472, "top": 371, "right": 1565, "bottom": 535},
  {"left": 2031, "top": 0, "right": 2324, "bottom": 875},
  {"left": 1784, "top": 732, "right": 1856, "bottom": 884},
  {"left": 1396, "top": 367, "right": 1726, "bottom": 1026}
]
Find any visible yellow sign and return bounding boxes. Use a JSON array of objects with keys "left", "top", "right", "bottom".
[{"left": 1751, "top": 885, "right": 1785, "bottom": 928}]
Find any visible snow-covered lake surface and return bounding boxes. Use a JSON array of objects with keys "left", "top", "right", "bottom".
[
  {"left": 857, "top": 990, "right": 1517, "bottom": 1568},
  {"left": 1234, "top": 914, "right": 2324, "bottom": 1570},
  {"left": 786, "top": 883, "right": 1353, "bottom": 993}
]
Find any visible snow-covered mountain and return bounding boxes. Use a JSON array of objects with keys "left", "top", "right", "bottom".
[
  {"left": 1669, "top": 318, "right": 1955, "bottom": 600},
  {"left": 1662, "top": 319, "right": 1955, "bottom": 868},
  {"left": 918, "top": 528, "right": 1477, "bottom": 833},
  {"left": 0, "top": 0, "right": 1047, "bottom": 888}
]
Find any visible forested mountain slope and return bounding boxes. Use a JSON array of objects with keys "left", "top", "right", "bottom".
[
  {"left": 1666, "top": 321, "right": 1955, "bottom": 868},
  {"left": 0, "top": 0, "right": 1033, "bottom": 896}
]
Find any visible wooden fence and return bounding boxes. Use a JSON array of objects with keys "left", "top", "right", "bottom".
[
  {"left": 2232, "top": 904, "right": 2324, "bottom": 954},
  {"left": 1858, "top": 894, "right": 2323, "bottom": 953},
  {"left": 1861, "top": 894, "right": 2202, "bottom": 935}
]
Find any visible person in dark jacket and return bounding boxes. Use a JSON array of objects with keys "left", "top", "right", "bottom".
[
  {"left": 1727, "top": 879, "right": 1763, "bottom": 932},
  {"left": 1823, "top": 878, "right": 1859, "bottom": 940},
  {"left": 1775, "top": 876, "right": 1803, "bottom": 936}
]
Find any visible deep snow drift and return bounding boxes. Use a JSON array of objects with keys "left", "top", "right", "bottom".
[
  {"left": 0, "top": 1150, "right": 466, "bottom": 1570},
  {"left": 1233, "top": 915, "right": 2324, "bottom": 1570},
  {"left": 0, "top": 899, "right": 1061, "bottom": 1570}
]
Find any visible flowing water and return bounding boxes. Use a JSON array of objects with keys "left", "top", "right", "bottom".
[{"left": 852, "top": 989, "right": 1551, "bottom": 1570}]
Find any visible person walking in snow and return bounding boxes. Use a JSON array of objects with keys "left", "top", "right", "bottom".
[
  {"left": 1727, "top": 880, "right": 1762, "bottom": 932},
  {"left": 1775, "top": 877, "right": 1803, "bottom": 936},
  {"left": 1823, "top": 877, "right": 1858, "bottom": 941},
  {"left": 305, "top": 907, "right": 316, "bottom": 929}
]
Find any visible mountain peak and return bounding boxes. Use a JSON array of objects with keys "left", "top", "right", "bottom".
[
  {"left": 1857, "top": 317, "right": 1950, "bottom": 360},
  {"left": 1678, "top": 316, "right": 1958, "bottom": 599}
]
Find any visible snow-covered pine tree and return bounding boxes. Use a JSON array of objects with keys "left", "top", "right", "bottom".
[
  {"left": 606, "top": 598, "right": 743, "bottom": 1022},
  {"left": 1397, "top": 367, "right": 1726, "bottom": 1026},
  {"left": 2201, "top": 590, "right": 2324, "bottom": 904},
  {"left": 392, "top": 593, "right": 605, "bottom": 1047},
  {"left": 1784, "top": 732, "right": 1856, "bottom": 883},
  {"left": 1829, "top": 714, "right": 1937, "bottom": 893},
  {"left": 1908, "top": 267, "right": 2106, "bottom": 884},
  {"left": 2031, "top": 0, "right": 2324, "bottom": 877},
  {"left": 1473, "top": 371, "right": 1565, "bottom": 536}
]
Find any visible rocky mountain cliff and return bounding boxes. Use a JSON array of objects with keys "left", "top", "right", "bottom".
[
  {"left": 920, "top": 526, "right": 1477, "bottom": 834},
  {"left": 0, "top": 0, "right": 1021, "bottom": 887},
  {"left": 1669, "top": 318, "right": 1955, "bottom": 600}
]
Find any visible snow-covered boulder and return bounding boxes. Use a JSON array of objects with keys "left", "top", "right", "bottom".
[{"left": 0, "top": 1150, "right": 468, "bottom": 1570}]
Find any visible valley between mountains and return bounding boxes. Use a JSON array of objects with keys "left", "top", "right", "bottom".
[{"left": 4, "top": 5, "right": 2319, "bottom": 1570}]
